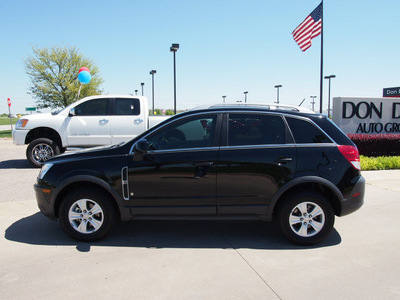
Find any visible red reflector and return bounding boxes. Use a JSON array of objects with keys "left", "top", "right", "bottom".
[
  {"left": 352, "top": 192, "right": 361, "bottom": 198},
  {"left": 338, "top": 145, "right": 361, "bottom": 170}
]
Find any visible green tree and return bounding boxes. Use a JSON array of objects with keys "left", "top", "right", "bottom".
[{"left": 25, "top": 46, "right": 104, "bottom": 109}]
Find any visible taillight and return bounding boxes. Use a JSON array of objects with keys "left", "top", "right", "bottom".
[{"left": 338, "top": 145, "right": 361, "bottom": 170}]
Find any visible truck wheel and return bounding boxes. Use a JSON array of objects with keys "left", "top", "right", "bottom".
[
  {"left": 59, "top": 188, "right": 117, "bottom": 241},
  {"left": 26, "top": 138, "right": 60, "bottom": 167}
]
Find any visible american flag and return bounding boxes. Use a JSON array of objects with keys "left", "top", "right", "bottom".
[{"left": 292, "top": 3, "right": 322, "bottom": 51}]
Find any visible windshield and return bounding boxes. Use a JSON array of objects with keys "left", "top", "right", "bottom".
[{"left": 51, "top": 106, "right": 68, "bottom": 115}]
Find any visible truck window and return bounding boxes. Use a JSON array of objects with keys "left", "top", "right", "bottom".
[
  {"left": 75, "top": 99, "right": 109, "bottom": 116},
  {"left": 115, "top": 98, "right": 140, "bottom": 115}
]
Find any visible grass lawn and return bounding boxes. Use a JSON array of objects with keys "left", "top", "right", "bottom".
[
  {"left": 0, "top": 117, "right": 18, "bottom": 126},
  {"left": 0, "top": 130, "right": 12, "bottom": 138}
]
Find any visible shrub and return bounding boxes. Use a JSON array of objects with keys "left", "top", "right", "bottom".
[
  {"left": 361, "top": 155, "right": 400, "bottom": 170},
  {"left": 348, "top": 134, "right": 400, "bottom": 156}
]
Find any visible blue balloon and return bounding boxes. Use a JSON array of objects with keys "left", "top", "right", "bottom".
[{"left": 78, "top": 71, "right": 92, "bottom": 84}]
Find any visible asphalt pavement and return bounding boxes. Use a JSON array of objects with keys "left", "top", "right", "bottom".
[{"left": 1, "top": 138, "right": 400, "bottom": 299}]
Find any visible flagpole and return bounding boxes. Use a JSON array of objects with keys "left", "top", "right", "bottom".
[{"left": 319, "top": 0, "right": 324, "bottom": 113}]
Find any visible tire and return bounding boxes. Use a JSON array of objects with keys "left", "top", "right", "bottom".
[
  {"left": 59, "top": 188, "right": 117, "bottom": 241},
  {"left": 26, "top": 138, "right": 60, "bottom": 167},
  {"left": 277, "top": 192, "right": 335, "bottom": 245}
]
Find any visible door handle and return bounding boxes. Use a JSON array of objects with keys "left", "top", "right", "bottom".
[
  {"left": 194, "top": 162, "right": 214, "bottom": 167},
  {"left": 99, "top": 119, "right": 109, "bottom": 125},
  {"left": 274, "top": 157, "right": 293, "bottom": 165}
]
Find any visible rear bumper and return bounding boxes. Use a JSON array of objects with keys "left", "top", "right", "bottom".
[{"left": 339, "top": 175, "right": 365, "bottom": 216}]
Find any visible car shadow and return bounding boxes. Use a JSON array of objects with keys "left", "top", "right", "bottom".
[
  {"left": 0, "top": 159, "right": 34, "bottom": 169},
  {"left": 5, "top": 212, "right": 342, "bottom": 252}
]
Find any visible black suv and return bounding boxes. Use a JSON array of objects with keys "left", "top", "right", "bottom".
[{"left": 35, "top": 104, "right": 365, "bottom": 245}]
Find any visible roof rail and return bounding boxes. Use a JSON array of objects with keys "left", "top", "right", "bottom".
[{"left": 192, "top": 103, "right": 315, "bottom": 113}]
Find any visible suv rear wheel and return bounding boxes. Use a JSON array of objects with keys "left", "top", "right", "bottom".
[
  {"left": 59, "top": 188, "right": 116, "bottom": 241},
  {"left": 277, "top": 192, "right": 335, "bottom": 245}
]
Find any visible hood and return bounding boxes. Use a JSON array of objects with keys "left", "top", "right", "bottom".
[
  {"left": 21, "top": 112, "right": 53, "bottom": 120},
  {"left": 47, "top": 142, "right": 129, "bottom": 164}
]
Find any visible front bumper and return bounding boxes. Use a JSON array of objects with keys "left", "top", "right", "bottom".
[
  {"left": 12, "top": 129, "right": 28, "bottom": 145},
  {"left": 340, "top": 175, "right": 365, "bottom": 216},
  {"left": 34, "top": 184, "right": 57, "bottom": 220}
]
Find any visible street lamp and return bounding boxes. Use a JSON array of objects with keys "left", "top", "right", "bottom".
[
  {"left": 244, "top": 91, "right": 248, "bottom": 103},
  {"left": 141, "top": 82, "right": 144, "bottom": 96},
  {"left": 135, "top": 90, "right": 138, "bottom": 96},
  {"left": 274, "top": 85, "right": 282, "bottom": 104},
  {"left": 310, "top": 96, "right": 317, "bottom": 112},
  {"left": 170, "top": 43, "right": 179, "bottom": 114},
  {"left": 324, "top": 75, "right": 336, "bottom": 118},
  {"left": 222, "top": 96, "right": 226, "bottom": 103},
  {"left": 149, "top": 70, "right": 157, "bottom": 115}
]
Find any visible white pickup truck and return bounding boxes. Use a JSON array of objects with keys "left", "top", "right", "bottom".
[{"left": 13, "top": 95, "right": 170, "bottom": 167}]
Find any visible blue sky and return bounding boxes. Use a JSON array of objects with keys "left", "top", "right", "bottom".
[{"left": 1, "top": 0, "right": 399, "bottom": 114}]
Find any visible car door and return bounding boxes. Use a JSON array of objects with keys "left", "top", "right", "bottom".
[
  {"left": 66, "top": 98, "right": 112, "bottom": 146},
  {"left": 127, "top": 113, "right": 221, "bottom": 215},
  {"left": 110, "top": 97, "right": 147, "bottom": 144},
  {"left": 217, "top": 112, "right": 297, "bottom": 215}
]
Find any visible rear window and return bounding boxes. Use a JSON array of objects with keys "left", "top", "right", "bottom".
[
  {"left": 115, "top": 98, "right": 140, "bottom": 115},
  {"left": 286, "top": 117, "right": 332, "bottom": 144},
  {"left": 228, "top": 114, "right": 286, "bottom": 146}
]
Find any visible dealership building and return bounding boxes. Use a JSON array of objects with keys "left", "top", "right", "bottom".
[{"left": 332, "top": 87, "right": 400, "bottom": 135}]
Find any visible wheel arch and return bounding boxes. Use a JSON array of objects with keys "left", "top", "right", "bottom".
[
  {"left": 25, "top": 127, "right": 64, "bottom": 148},
  {"left": 52, "top": 175, "right": 126, "bottom": 221},
  {"left": 268, "top": 176, "right": 343, "bottom": 221}
]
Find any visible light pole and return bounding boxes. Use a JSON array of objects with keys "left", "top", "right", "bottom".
[
  {"left": 149, "top": 70, "right": 156, "bottom": 115},
  {"left": 244, "top": 91, "right": 248, "bottom": 103},
  {"left": 222, "top": 95, "right": 226, "bottom": 103},
  {"left": 135, "top": 90, "right": 138, "bottom": 96},
  {"left": 170, "top": 43, "right": 179, "bottom": 114},
  {"left": 274, "top": 85, "right": 282, "bottom": 104},
  {"left": 324, "top": 75, "right": 336, "bottom": 118},
  {"left": 141, "top": 82, "right": 144, "bottom": 96},
  {"left": 310, "top": 96, "right": 317, "bottom": 112}
]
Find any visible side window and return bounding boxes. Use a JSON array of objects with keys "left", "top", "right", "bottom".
[
  {"left": 115, "top": 98, "right": 140, "bottom": 115},
  {"left": 286, "top": 117, "right": 332, "bottom": 144},
  {"left": 147, "top": 114, "right": 216, "bottom": 151},
  {"left": 228, "top": 114, "right": 286, "bottom": 146},
  {"left": 75, "top": 99, "right": 109, "bottom": 116}
]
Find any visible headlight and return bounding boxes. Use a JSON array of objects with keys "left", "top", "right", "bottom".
[
  {"left": 15, "top": 119, "right": 29, "bottom": 129},
  {"left": 38, "top": 163, "right": 53, "bottom": 180}
]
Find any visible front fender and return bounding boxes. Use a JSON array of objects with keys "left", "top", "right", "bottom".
[{"left": 51, "top": 173, "right": 129, "bottom": 221}]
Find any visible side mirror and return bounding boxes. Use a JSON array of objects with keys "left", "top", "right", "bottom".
[
  {"left": 135, "top": 139, "right": 149, "bottom": 153},
  {"left": 133, "top": 139, "right": 149, "bottom": 161},
  {"left": 69, "top": 108, "right": 76, "bottom": 117}
]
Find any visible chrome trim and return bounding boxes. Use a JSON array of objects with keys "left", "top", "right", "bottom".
[
  {"left": 219, "top": 144, "right": 296, "bottom": 151},
  {"left": 121, "top": 167, "right": 129, "bottom": 200},
  {"left": 294, "top": 143, "right": 337, "bottom": 148},
  {"left": 147, "top": 146, "right": 220, "bottom": 155}
]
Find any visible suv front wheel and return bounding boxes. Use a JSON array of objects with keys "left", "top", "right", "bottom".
[
  {"left": 59, "top": 188, "right": 116, "bottom": 241},
  {"left": 277, "top": 192, "right": 335, "bottom": 245}
]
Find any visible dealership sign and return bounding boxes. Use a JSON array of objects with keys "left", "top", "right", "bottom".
[
  {"left": 332, "top": 97, "right": 400, "bottom": 134},
  {"left": 383, "top": 87, "right": 400, "bottom": 98}
]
